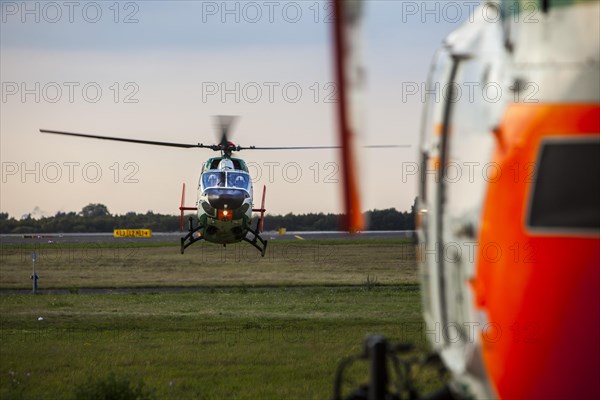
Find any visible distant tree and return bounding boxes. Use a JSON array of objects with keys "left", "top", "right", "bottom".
[
  {"left": 81, "top": 203, "right": 111, "bottom": 218},
  {"left": 0, "top": 205, "right": 414, "bottom": 233}
]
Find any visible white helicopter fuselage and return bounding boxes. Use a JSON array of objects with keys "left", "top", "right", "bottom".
[{"left": 416, "top": 1, "right": 600, "bottom": 399}]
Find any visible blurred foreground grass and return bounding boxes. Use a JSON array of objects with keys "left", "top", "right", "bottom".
[
  {"left": 1, "top": 287, "right": 446, "bottom": 399},
  {"left": 0, "top": 240, "right": 446, "bottom": 399}
]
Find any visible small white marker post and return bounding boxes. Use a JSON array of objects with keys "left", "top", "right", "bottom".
[{"left": 31, "top": 252, "right": 38, "bottom": 294}]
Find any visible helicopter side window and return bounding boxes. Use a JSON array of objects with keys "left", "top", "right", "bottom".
[{"left": 202, "top": 172, "right": 224, "bottom": 189}]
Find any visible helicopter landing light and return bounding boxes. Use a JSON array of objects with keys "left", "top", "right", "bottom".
[{"left": 218, "top": 209, "right": 233, "bottom": 222}]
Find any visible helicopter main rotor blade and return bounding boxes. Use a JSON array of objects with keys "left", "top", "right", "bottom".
[
  {"left": 40, "top": 129, "right": 408, "bottom": 151},
  {"left": 40, "top": 129, "right": 206, "bottom": 149},
  {"left": 243, "top": 144, "right": 409, "bottom": 150},
  {"left": 363, "top": 144, "right": 410, "bottom": 149},
  {"left": 215, "top": 115, "right": 238, "bottom": 147}
]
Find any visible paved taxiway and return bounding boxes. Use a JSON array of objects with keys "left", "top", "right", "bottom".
[{"left": 0, "top": 230, "right": 414, "bottom": 245}]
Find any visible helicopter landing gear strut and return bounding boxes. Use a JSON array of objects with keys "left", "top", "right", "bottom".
[
  {"left": 180, "top": 217, "right": 204, "bottom": 254},
  {"left": 244, "top": 225, "right": 268, "bottom": 257}
]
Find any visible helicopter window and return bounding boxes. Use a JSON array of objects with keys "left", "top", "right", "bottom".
[
  {"left": 202, "top": 172, "right": 225, "bottom": 188},
  {"left": 527, "top": 139, "right": 600, "bottom": 232},
  {"left": 227, "top": 172, "right": 250, "bottom": 189}
]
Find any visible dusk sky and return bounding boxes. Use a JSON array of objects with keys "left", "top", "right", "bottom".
[{"left": 1, "top": 0, "right": 480, "bottom": 220}]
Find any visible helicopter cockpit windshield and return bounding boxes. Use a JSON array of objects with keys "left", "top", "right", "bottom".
[
  {"left": 201, "top": 171, "right": 250, "bottom": 191},
  {"left": 201, "top": 172, "right": 224, "bottom": 188},
  {"left": 227, "top": 172, "right": 250, "bottom": 190}
]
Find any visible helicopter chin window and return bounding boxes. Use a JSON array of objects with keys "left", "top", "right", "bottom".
[{"left": 527, "top": 138, "right": 600, "bottom": 232}]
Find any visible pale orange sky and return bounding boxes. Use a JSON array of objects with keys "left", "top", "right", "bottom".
[{"left": 1, "top": 1, "right": 477, "bottom": 219}]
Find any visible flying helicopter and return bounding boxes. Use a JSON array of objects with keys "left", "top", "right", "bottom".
[
  {"left": 330, "top": 0, "right": 599, "bottom": 399},
  {"left": 41, "top": 116, "right": 401, "bottom": 256},
  {"left": 41, "top": 117, "right": 270, "bottom": 255}
]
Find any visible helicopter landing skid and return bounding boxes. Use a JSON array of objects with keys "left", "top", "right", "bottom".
[
  {"left": 244, "top": 226, "right": 268, "bottom": 257},
  {"left": 180, "top": 217, "right": 204, "bottom": 254}
]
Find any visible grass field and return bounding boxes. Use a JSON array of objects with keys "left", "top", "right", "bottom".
[
  {"left": 0, "top": 239, "right": 445, "bottom": 399},
  {"left": 0, "top": 240, "right": 417, "bottom": 289}
]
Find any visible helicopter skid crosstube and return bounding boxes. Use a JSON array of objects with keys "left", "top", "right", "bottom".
[
  {"left": 180, "top": 217, "right": 204, "bottom": 254},
  {"left": 244, "top": 225, "right": 268, "bottom": 257},
  {"left": 179, "top": 216, "right": 268, "bottom": 256}
]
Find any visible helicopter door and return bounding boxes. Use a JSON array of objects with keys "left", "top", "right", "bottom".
[
  {"left": 417, "top": 46, "right": 456, "bottom": 351},
  {"left": 419, "top": 7, "right": 507, "bottom": 397}
]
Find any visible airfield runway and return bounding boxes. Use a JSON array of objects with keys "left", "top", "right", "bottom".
[{"left": 0, "top": 230, "right": 414, "bottom": 245}]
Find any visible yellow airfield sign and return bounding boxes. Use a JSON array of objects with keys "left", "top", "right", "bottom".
[{"left": 113, "top": 229, "right": 152, "bottom": 238}]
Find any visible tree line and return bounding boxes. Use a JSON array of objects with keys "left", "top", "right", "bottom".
[{"left": 0, "top": 203, "right": 415, "bottom": 234}]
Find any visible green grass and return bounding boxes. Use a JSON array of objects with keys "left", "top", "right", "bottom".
[
  {"left": 2, "top": 238, "right": 410, "bottom": 250},
  {"left": 0, "top": 287, "right": 442, "bottom": 399},
  {"left": 1, "top": 241, "right": 180, "bottom": 250},
  {"left": 0, "top": 240, "right": 416, "bottom": 289},
  {"left": 0, "top": 240, "right": 445, "bottom": 399}
]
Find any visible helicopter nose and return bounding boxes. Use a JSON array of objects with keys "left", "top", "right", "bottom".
[{"left": 206, "top": 189, "right": 246, "bottom": 210}]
